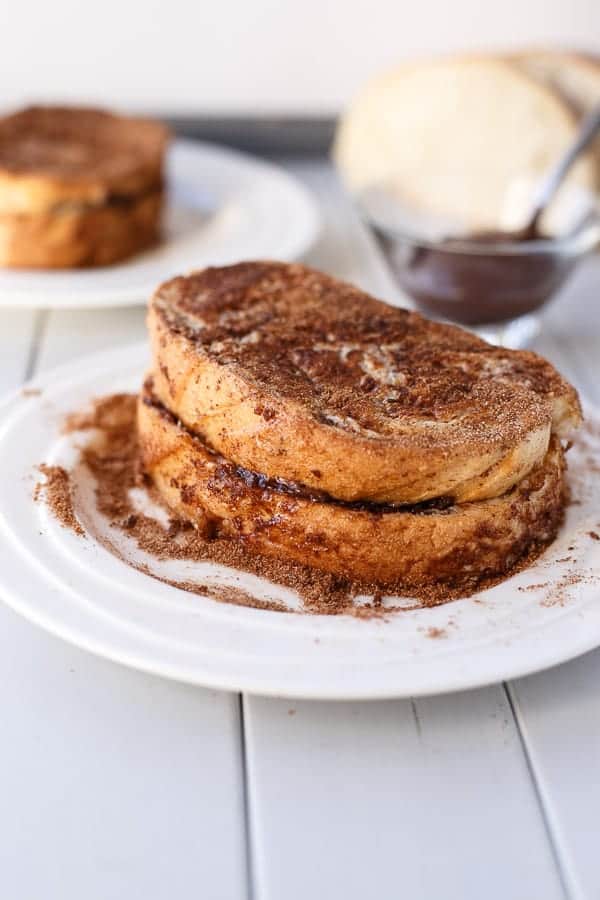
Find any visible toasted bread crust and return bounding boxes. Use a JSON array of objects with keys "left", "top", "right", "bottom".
[
  {"left": 138, "top": 381, "right": 566, "bottom": 587},
  {"left": 149, "top": 262, "right": 580, "bottom": 504},
  {"left": 0, "top": 106, "right": 169, "bottom": 215}
]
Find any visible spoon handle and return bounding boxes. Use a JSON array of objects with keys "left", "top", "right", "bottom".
[{"left": 528, "top": 103, "right": 600, "bottom": 231}]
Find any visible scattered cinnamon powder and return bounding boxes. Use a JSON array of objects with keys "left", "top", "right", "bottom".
[
  {"left": 426, "top": 627, "right": 447, "bottom": 639},
  {"left": 35, "top": 392, "right": 583, "bottom": 616},
  {"left": 589, "top": 531, "right": 600, "bottom": 542},
  {"left": 21, "top": 387, "right": 42, "bottom": 397},
  {"left": 136, "top": 566, "right": 290, "bottom": 614},
  {"left": 540, "top": 571, "right": 594, "bottom": 608},
  {"left": 34, "top": 464, "right": 85, "bottom": 537},
  {"left": 518, "top": 582, "right": 550, "bottom": 593}
]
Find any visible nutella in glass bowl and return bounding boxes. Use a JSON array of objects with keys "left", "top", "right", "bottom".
[{"left": 359, "top": 185, "right": 600, "bottom": 347}]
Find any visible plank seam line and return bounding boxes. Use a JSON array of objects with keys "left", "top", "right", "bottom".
[
  {"left": 504, "top": 682, "right": 571, "bottom": 900},
  {"left": 238, "top": 693, "right": 256, "bottom": 900},
  {"left": 23, "top": 309, "right": 49, "bottom": 381},
  {"left": 560, "top": 333, "right": 600, "bottom": 405},
  {"left": 410, "top": 698, "right": 423, "bottom": 739}
]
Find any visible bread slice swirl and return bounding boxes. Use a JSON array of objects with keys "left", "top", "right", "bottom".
[{"left": 149, "top": 262, "right": 580, "bottom": 506}]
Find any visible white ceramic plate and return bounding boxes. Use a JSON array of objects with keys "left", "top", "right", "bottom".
[
  {"left": 1, "top": 344, "right": 600, "bottom": 699},
  {"left": 0, "top": 140, "right": 320, "bottom": 308}
]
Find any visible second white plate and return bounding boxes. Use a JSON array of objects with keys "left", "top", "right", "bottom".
[{"left": 0, "top": 139, "right": 320, "bottom": 308}]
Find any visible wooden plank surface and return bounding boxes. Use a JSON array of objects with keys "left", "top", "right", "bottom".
[
  {"left": 0, "top": 306, "right": 248, "bottom": 900},
  {"left": 509, "top": 660, "right": 600, "bottom": 900},
  {"left": 244, "top": 692, "right": 564, "bottom": 900}
]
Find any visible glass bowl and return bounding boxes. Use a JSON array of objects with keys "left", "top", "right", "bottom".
[{"left": 358, "top": 190, "right": 600, "bottom": 347}]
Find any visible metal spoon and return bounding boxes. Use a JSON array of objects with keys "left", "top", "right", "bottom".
[{"left": 512, "top": 102, "right": 600, "bottom": 241}]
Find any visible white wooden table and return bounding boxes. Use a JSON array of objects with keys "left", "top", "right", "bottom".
[{"left": 1, "top": 161, "right": 599, "bottom": 900}]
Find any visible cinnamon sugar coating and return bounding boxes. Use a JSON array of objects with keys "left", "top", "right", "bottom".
[{"left": 150, "top": 262, "right": 580, "bottom": 504}]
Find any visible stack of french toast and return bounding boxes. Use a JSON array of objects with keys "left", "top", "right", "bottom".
[
  {"left": 138, "top": 261, "right": 581, "bottom": 594},
  {"left": 0, "top": 106, "right": 169, "bottom": 267}
]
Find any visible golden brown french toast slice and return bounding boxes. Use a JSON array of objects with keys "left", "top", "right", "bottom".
[{"left": 149, "top": 262, "right": 580, "bottom": 505}]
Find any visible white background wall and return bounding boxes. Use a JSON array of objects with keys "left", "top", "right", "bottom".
[{"left": 1, "top": 0, "right": 599, "bottom": 114}]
